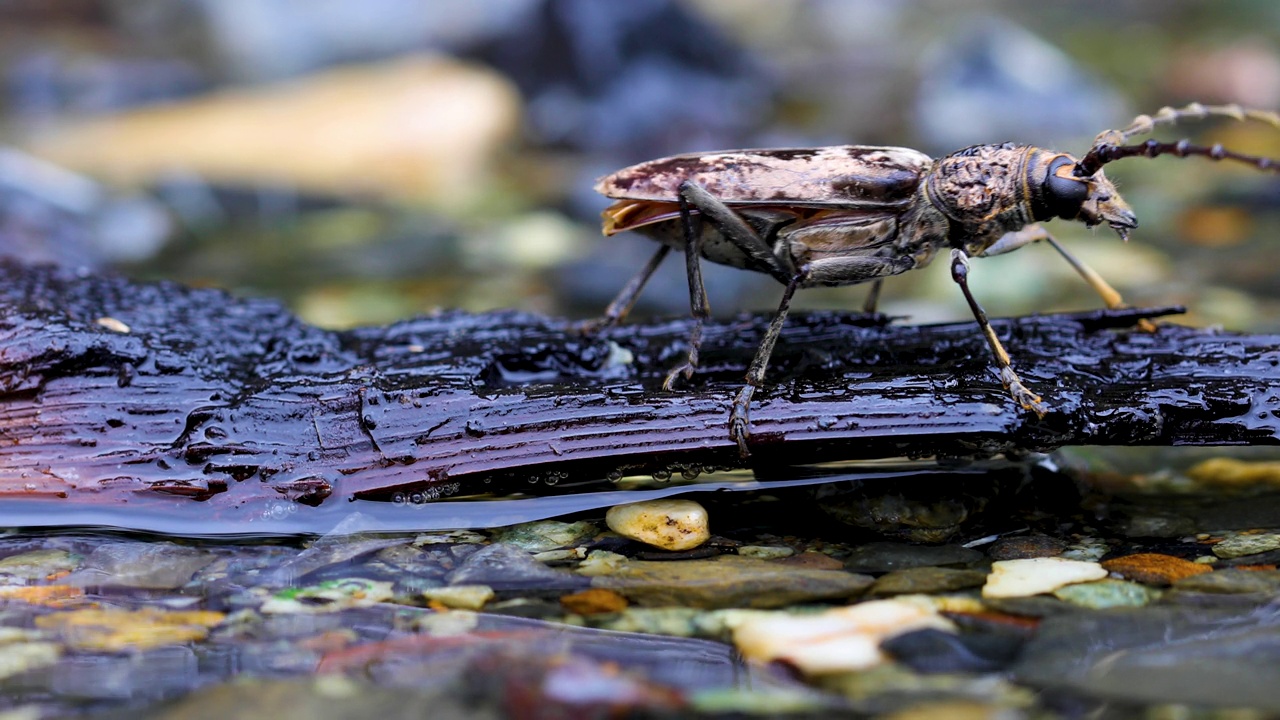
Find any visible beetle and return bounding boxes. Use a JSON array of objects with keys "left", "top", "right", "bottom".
[{"left": 592, "top": 103, "right": 1280, "bottom": 458}]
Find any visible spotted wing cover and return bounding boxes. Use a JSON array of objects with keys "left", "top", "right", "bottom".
[{"left": 595, "top": 146, "right": 933, "bottom": 208}]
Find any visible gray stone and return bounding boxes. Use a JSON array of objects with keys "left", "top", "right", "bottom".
[
  {"left": 1213, "top": 532, "right": 1280, "bottom": 559},
  {"left": 447, "top": 542, "right": 585, "bottom": 591},
  {"left": 843, "top": 542, "right": 983, "bottom": 573},
  {"left": 63, "top": 542, "right": 214, "bottom": 590},
  {"left": 1014, "top": 607, "right": 1280, "bottom": 710},
  {"left": 1171, "top": 568, "right": 1280, "bottom": 594},
  {"left": 594, "top": 555, "right": 872, "bottom": 609},
  {"left": 868, "top": 567, "right": 987, "bottom": 596},
  {"left": 0, "top": 549, "right": 80, "bottom": 581},
  {"left": 1052, "top": 580, "right": 1158, "bottom": 609},
  {"left": 490, "top": 520, "right": 597, "bottom": 553}
]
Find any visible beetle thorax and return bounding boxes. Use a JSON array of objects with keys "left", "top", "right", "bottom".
[{"left": 925, "top": 143, "right": 1037, "bottom": 251}]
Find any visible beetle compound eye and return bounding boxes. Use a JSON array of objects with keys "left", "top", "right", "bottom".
[{"left": 1043, "top": 156, "right": 1089, "bottom": 220}]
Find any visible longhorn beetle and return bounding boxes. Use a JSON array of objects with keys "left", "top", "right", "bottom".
[{"left": 592, "top": 103, "right": 1280, "bottom": 458}]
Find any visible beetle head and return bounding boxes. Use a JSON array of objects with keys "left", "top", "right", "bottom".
[{"left": 1033, "top": 154, "right": 1137, "bottom": 241}]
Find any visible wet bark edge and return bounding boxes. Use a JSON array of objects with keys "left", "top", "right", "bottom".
[{"left": 1, "top": 259, "right": 1277, "bottom": 515}]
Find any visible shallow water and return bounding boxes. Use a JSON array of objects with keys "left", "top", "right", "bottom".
[{"left": 4, "top": 451, "right": 1280, "bottom": 717}]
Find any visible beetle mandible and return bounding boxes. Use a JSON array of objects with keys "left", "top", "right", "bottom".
[{"left": 592, "top": 103, "right": 1280, "bottom": 458}]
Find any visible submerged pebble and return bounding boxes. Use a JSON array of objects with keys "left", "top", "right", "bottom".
[
  {"left": 987, "top": 534, "right": 1065, "bottom": 560},
  {"left": 576, "top": 549, "right": 629, "bottom": 576},
  {"left": 446, "top": 542, "right": 583, "bottom": 591},
  {"left": 881, "top": 627, "right": 1024, "bottom": 674},
  {"left": 591, "top": 555, "right": 873, "bottom": 609},
  {"left": 1052, "top": 579, "right": 1159, "bottom": 609},
  {"left": 982, "top": 558, "right": 1108, "bottom": 599},
  {"left": 422, "top": 584, "right": 494, "bottom": 610},
  {"left": 1212, "top": 531, "right": 1280, "bottom": 559},
  {"left": 63, "top": 541, "right": 215, "bottom": 590},
  {"left": 844, "top": 542, "right": 983, "bottom": 573},
  {"left": 869, "top": 567, "right": 988, "bottom": 596},
  {"left": 1171, "top": 568, "right": 1280, "bottom": 594},
  {"left": 1058, "top": 537, "right": 1110, "bottom": 563},
  {"left": 738, "top": 545, "right": 795, "bottom": 559},
  {"left": 35, "top": 608, "right": 225, "bottom": 652},
  {"left": 491, "top": 520, "right": 597, "bottom": 553},
  {"left": 560, "top": 587, "right": 628, "bottom": 615},
  {"left": 606, "top": 499, "right": 710, "bottom": 551},
  {"left": 0, "top": 549, "right": 81, "bottom": 581},
  {"left": 260, "top": 578, "right": 395, "bottom": 614},
  {"left": 731, "top": 599, "right": 953, "bottom": 675},
  {"left": 1101, "top": 553, "right": 1213, "bottom": 586}
]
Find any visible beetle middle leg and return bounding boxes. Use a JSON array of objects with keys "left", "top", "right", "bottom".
[
  {"left": 862, "top": 279, "right": 884, "bottom": 315},
  {"left": 980, "top": 224, "right": 1156, "bottom": 332},
  {"left": 729, "top": 254, "right": 915, "bottom": 458},
  {"left": 950, "top": 249, "right": 1046, "bottom": 417},
  {"left": 730, "top": 269, "right": 807, "bottom": 458}
]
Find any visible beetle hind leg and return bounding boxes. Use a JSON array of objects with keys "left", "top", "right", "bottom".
[
  {"left": 579, "top": 244, "right": 672, "bottom": 334},
  {"left": 664, "top": 180, "right": 794, "bottom": 390},
  {"left": 662, "top": 189, "right": 712, "bottom": 390}
]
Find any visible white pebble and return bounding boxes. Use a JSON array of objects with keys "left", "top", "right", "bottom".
[
  {"left": 605, "top": 499, "right": 710, "bottom": 551},
  {"left": 422, "top": 584, "right": 494, "bottom": 610},
  {"left": 982, "top": 557, "right": 1109, "bottom": 599},
  {"left": 575, "top": 549, "right": 629, "bottom": 576},
  {"left": 731, "top": 599, "right": 953, "bottom": 675}
]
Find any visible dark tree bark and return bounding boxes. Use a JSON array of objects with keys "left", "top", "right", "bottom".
[{"left": 1, "top": 259, "right": 1277, "bottom": 532}]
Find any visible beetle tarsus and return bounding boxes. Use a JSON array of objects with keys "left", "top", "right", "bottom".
[
  {"left": 1001, "top": 366, "right": 1047, "bottom": 417},
  {"left": 729, "top": 386, "right": 753, "bottom": 459},
  {"left": 662, "top": 317, "right": 702, "bottom": 390},
  {"left": 951, "top": 249, "right": 1048, "bottom": 418}
]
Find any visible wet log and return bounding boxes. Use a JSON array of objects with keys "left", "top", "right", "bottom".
[{"left": 1, "top": 259, "right": 1277, "bottom": 529}]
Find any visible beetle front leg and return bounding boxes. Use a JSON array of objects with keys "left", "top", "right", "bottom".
[
  {"left": 662, "top": 189, "right": 712, "bottom": 390},
  {"left": 950, "top": 249, "right": 1046, "bottom": 417}
]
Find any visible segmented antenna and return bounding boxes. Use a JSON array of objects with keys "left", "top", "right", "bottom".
[{"left": 1076, "top": 102, "right": 1280, "bottom": 177}]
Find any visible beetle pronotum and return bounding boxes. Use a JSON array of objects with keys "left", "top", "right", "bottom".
[{"left": 593, "top": 103, "right": 1280, "bottom": 458}]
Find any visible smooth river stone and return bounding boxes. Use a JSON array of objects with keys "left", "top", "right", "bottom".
[
  {"left": 606, "top": 499, "right": 710, "bottom": 551},
  {"left": 982, "top": 558, "right": 1108, "bottom": 599}
]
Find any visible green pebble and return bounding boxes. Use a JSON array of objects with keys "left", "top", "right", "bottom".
[{"left": 1053, "top": 579, "right": 1159, "bottom": 608}]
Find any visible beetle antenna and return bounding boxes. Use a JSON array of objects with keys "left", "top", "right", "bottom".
[
  {"left": 1076, "top": 102, "right": 1280, "bottom": 177},
  {"left": 1079, "top": 138, "right": 1279, "bottom": 177}
]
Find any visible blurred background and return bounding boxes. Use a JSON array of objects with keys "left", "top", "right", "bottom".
[{"left": 0, "top": 0, "right": 1277, "bottom": 330}]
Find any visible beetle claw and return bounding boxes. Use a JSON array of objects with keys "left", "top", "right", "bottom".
[
  {"left": 1013, "top": 383, "right": 1047, "bottom": 418},
  {"left": 662, "top": 362, "right": 696, "bottom": 391}
]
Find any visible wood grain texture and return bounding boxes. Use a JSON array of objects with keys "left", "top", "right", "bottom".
[{"left": 1, "top": 259, "right": 1275, "bottom": 529}]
